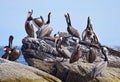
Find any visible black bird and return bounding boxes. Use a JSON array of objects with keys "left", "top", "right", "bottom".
[{"left": 64, "top": 13, "right": 81, "bottom": 42}]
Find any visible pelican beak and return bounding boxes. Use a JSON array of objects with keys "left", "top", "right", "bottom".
[{"left": 28, "top": 9, "right": 33, "bottom": 14}]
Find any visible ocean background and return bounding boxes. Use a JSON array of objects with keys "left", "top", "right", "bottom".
[{"left": 0, "top": 46, "right": 28, "bottom": 65}]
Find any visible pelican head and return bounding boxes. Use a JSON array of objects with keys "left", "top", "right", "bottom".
[
  {"left": 3, "top": 46, "right": 11, "bottom": 54},
  {"left": 87, "top": 16, "right": 93, "bottom": 31},
  {"left": 102, "top": 46, "right": 109, "bottom": 61},
  {"left": 9, "top": 35, "right": 14, "bottom": 42},
  {"left": 28, "top": 9, "right": 33, "bottom": 15},
  {"left": 27, "top": 9, "right": 33, "bottom": 19},
  {"left": 64, "top": 13, "right": 68, "bottom": 19}
]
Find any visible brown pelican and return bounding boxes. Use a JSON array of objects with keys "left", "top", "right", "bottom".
[
  {"left": 56, "top": 37, "right": 71, "bottom": 59},
  {"left": 37, "top": 12, "right": 53, "bottom": 38},
  {"left": 82, "top": 16, "right": 99, "bottom": 45},
  {"left": 69, "top": 45, "right": 82, "bottom": 63},
  {"left": 32, "top": 16, "right": 45, "bottom": 29},
  {"left": 25, "top": 9, "right": 34, "bottom": 38},
  {"left": 86, "top": 47, "right": 96, "bottom": 63},
  {"left": 91, "top": 46, "right": 109, "bottom": 78},
  {"left": 54, "top": 31, "right": 72, "bottom": 47},
  {"left": 82, "top": 16, "right": 92, "bottom": 41},
  {"left": 2, "top": 35, "right": 14, "bottom": 59},
  {"left": 1, "top": 35, "right": 21, "bottom": 61},
  {"left": 64, "top": 13, "right": 81, "bottom": 42}
]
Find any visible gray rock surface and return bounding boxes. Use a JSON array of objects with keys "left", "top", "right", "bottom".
[
  {"left": 21, "top": 37, "right": 120, "bottom": 82},
  {"left": 0, "top": 58, "right": 61, "bottom": 82}
]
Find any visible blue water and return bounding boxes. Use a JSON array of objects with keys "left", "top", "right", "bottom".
[{"left": 0, "top": 46, "right": 28, "bottom": 65}]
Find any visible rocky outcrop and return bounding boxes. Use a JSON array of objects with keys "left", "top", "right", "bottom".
[
  {"left": 0, "top": 58, "right": 61, "bottom": 82},
  {"left": 21, "top": 37, "right": 120, "bottom": 82}
]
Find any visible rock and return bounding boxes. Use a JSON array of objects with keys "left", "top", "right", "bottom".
[
  {"left": 23, "top": 57, "right": 120, "bottom": 82},
  {"left": 21, "top": 37, "right": 120, "bottom": 82},
  {"left": 0, "top": 58, "right": 61, "bottom": 82}
]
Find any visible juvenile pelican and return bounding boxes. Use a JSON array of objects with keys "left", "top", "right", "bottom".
[
  {"left": 86, "top": 47, "right": 96, "bottom": 63},
  {"left": 56, "top": 37, "right": 71, "bottom": 59},
  {"left": 25, "top": 9, "right": 34, "bottom": 38},
  {"left": 64, "top": 13, "right": 81, "bottom": 42},
  {"left": 91, "top": 46, "right": 109, "bottom": 78},
  {"left": 69, "top": 45, "right": 82, "bottom": 63}
]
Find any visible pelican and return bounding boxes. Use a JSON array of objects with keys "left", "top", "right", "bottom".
[
  {"left": 25, "top": 9, "right": 34, "bottom": 38},
  {"left": 54, "top": 31, "right": 71, "bottom": 47},
  {"left": 37, "top": 12, "right": 53, "bottom": 38},
  {"left": 69, "top": 45, "right": 82, "bottom": 63},
  {"left": 1, "top": 35, "right": 21, "bottom": 61},
  {"left": 56, "top": 37, "right": 71, "bottom": 59},
  {"left": 86, "top": 47, "right": 96, "bottom": 63},
  {"left": 2, "top": 35, "right": 13, "bottom": 59},
  {"left": 91, "top": 46, "right": 109, "bottom": 78},
  {"left": 82, "top": 16, "right": 93, "bottom": 41},
  {"left": 64, "top": 13, "right": 81, "bottom": 42},
  {"left": 82, "top": 16, "right": 99, "bottom": 45}
]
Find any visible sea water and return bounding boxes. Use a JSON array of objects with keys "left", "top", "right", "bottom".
[{"left": 0, "top": 46, "right": 28, "bottom": 65}]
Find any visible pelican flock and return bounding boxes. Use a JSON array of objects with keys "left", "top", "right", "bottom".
[
  {"left": 1, "top": 9, "right": 110, "bottom": 79},
  {"left": 23, "top": 9, "right": 110, "bottom": 78}
]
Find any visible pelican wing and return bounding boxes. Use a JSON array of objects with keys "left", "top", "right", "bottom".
[
  {"left": 69, "top": 48, "right": 81, "bottom": 63},
  {"left": 68, "top": 26, "right": 80, "bottom": 38},
  {"left": 1, "top": 52, "right": 9, "bottom": 59},
  {"left": 82, "top": 29, "right": 86, "bottom": 41},
  {"left": 33, "top": 18, "right": 43, "bottom": 29},
  {"left": 9, "top": 48, "right": 21, "bottom": 61},
  {"left": 91, "top": 61, "right": 107, "bottom": 78},
  {"left": 25, "top": 21, "right": 34, "bottom": 38},
  {"left": 39, "top": 24, "right": 53, "bottom": 37},
  {"left": 61, "top": 45, "right": 71, "bottom": 58}
]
